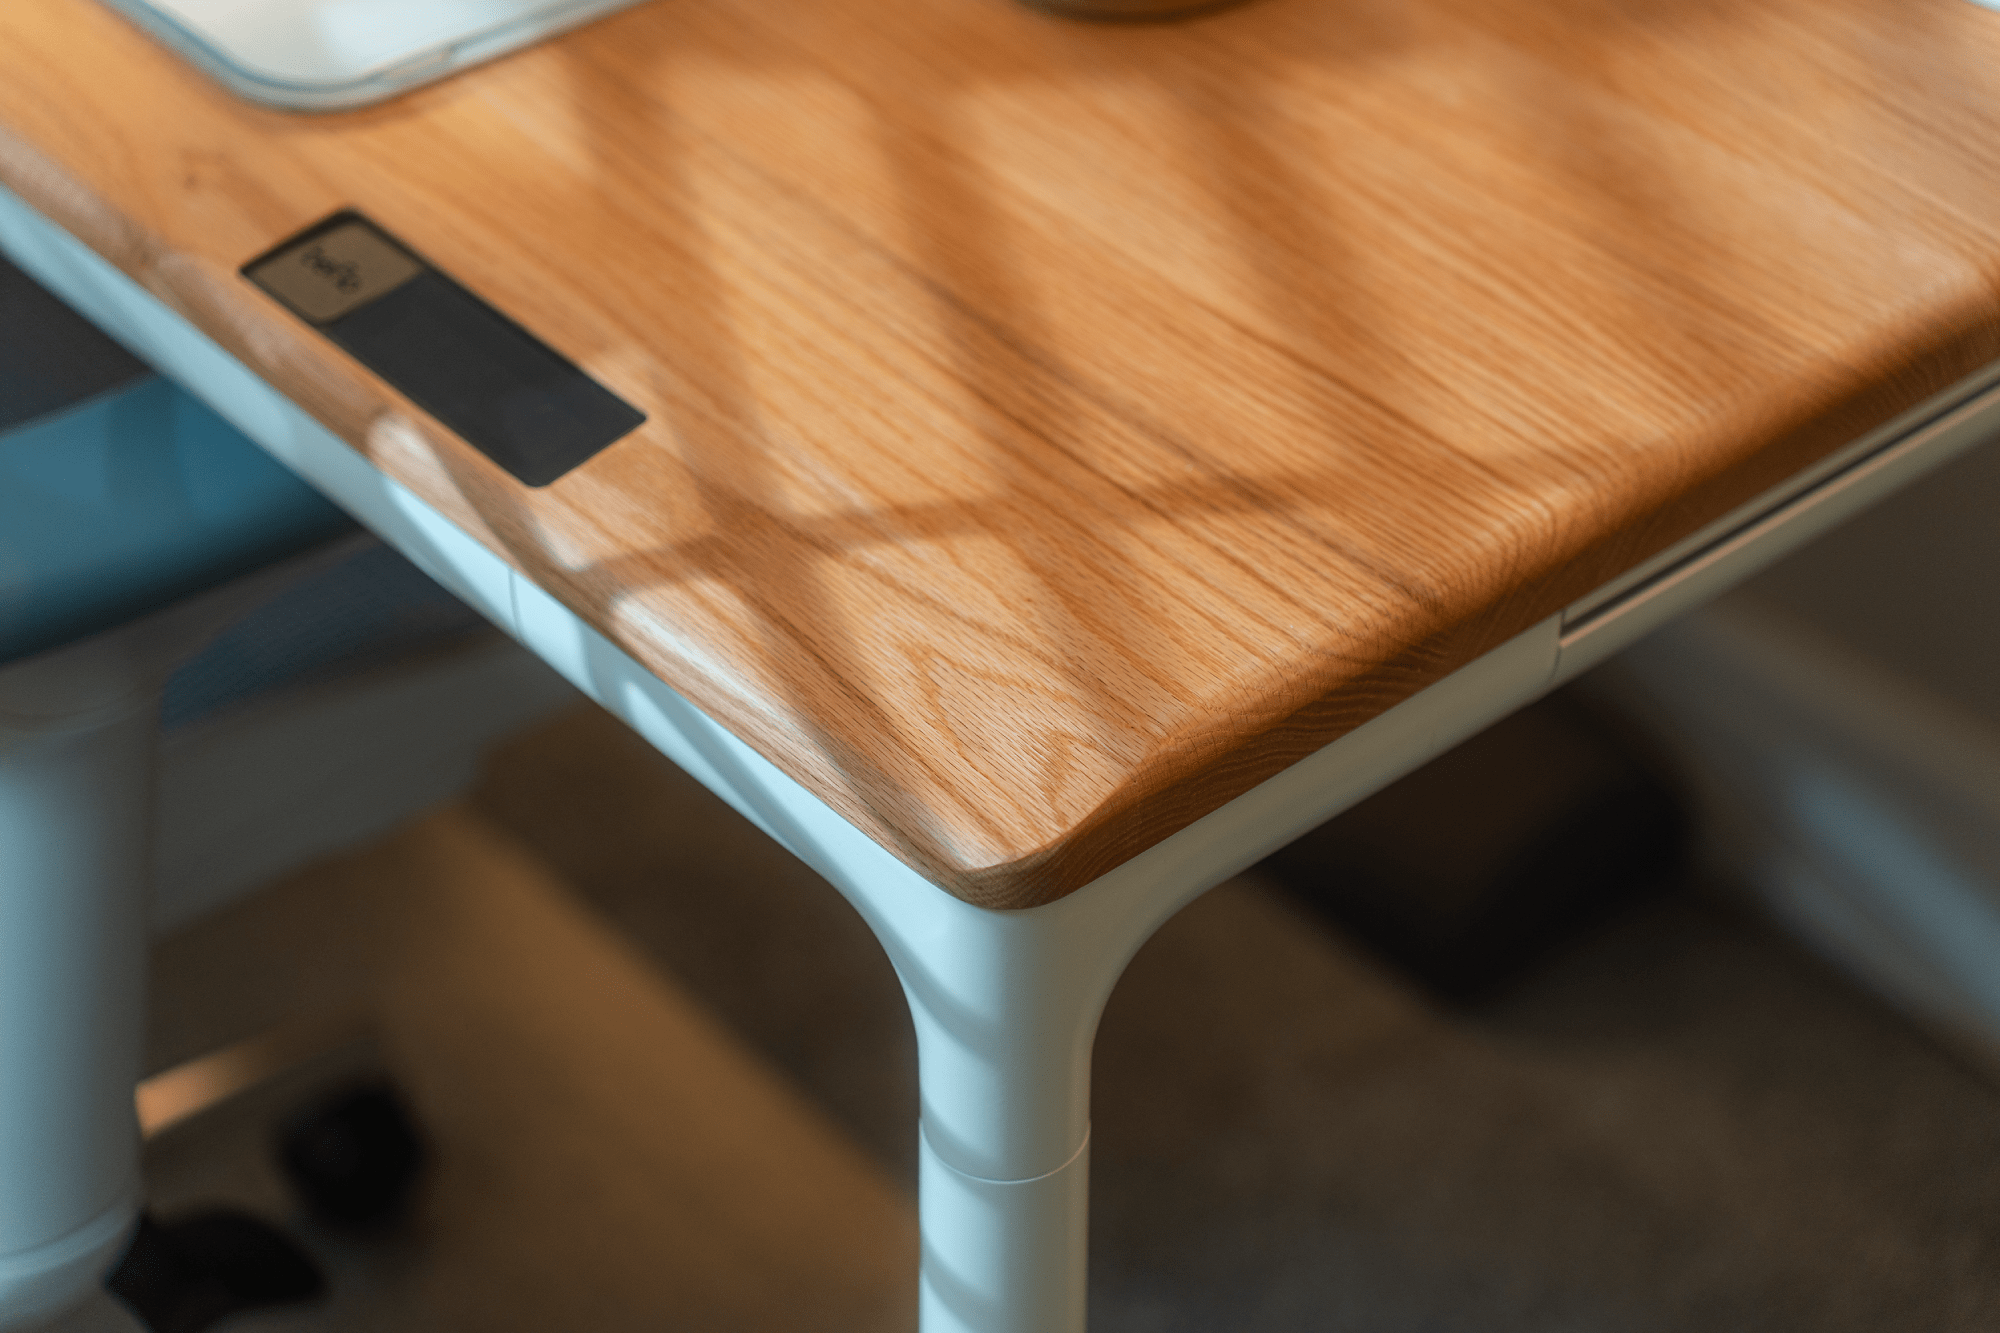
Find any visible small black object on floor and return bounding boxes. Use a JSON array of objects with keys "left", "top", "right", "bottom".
[
  {"left": 277, "top": 1080, "right": 428, "bottom": 1230},
  {"left": 104, "top": 1075, "right": 427, "bottom": 1330},
  {"left": 107, "top": 1210, "right": 325, "bottom": 1333},
  {"left": 1260, "top": 689, "right": 1689, "bottom": 1002}
]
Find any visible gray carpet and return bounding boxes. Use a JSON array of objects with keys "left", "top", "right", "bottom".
[
  {"left": 114, "top": 676, "right": 2000, "bottom": 1333},
  {"left": 463, "top": 706, "right": 2000, "bottom": 1333}
]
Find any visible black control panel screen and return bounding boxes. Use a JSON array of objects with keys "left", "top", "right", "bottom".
[{"left": 244, "top": 210, "right": 643, "bottom": 487}]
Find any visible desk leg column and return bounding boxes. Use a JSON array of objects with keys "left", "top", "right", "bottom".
[
  {"left": 0, "top": 684, "right": 153, "bottom": 1329},
  {"left": 918, "top": 1126, "right": 1089, "bottom": 1333},
  {"left": 881, "top": 890, "right": 1170, "bottom": 1333}
]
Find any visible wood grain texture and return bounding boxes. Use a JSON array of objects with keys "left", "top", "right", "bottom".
[{"left": 5, "top": 0, "right": 1999, "bottom": 906}]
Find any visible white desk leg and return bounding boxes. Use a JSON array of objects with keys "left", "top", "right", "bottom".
[
  {"left": 895, "top": 905, "right": 1106, "bottom": 1333},
  {"left": 509, "top": 583, "right": 1202, "bottom": 1333},
  {"left": 918, "top": 1124, "right": 1088, "bottom": 1333},
  {"left": 872, "top": 879, "right": 1199, "bottom": 1333},
  {"left": 0, "top": 653, "right": 153, "bottom": 1329}
]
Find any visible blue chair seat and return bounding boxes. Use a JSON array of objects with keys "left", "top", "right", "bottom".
[{"left": 0, "top": 376, "right": 356, "bottom": 665}]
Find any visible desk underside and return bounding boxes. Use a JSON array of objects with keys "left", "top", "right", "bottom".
[{"left": 3, "top": 0, "right": 1997, "bottom": 905}]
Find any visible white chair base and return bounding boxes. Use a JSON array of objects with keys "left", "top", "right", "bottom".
[
  {"left": 0, "top": 647, "right": 160, "bottom": 1329},
  {"left": 0, "top": 542, "right": 576, "bottom": 1327}
]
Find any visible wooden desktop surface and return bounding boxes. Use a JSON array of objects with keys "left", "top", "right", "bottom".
[{"left": 4, "top": 0, "right": 1998, "bottom": 907}]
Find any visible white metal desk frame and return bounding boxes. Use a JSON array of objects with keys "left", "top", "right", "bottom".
[{"left": 4, "top": 181, "right": 1996, "bottom": 1333}]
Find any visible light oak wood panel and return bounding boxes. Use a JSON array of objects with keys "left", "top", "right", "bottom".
[{"left": 4, "top": 0, "right": 1999, "bottom": 906}]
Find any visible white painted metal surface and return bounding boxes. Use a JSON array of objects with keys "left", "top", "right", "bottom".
[
  {"left": 0, "top": 641, "right": 158, "bottom": 1329},
  {"left": 98, "top": 0, "right": 651, "bottom": 110},
  {"left": 5, "top": 179, "right": 1997, "bottom": 1330}
]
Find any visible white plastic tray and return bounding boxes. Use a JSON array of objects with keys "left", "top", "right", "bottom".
[{"left": 100, "top": 0, "right": 649, "bottom": 111}]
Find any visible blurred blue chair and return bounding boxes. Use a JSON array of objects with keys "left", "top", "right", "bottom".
[
  {"left": 0, "top": 259, "right": 575, "bottom": 1332},
  {"left": 0, "top": 376, "right": 358, "bottom": 663}
]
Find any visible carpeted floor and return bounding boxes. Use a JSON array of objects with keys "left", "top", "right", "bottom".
[{"left": 137, "top": 701, "right": 2000, "bottom": 1332}]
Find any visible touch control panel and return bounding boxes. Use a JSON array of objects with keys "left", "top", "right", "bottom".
[{"left": 245, "top": 211, "right": 643, "bottom": 487}]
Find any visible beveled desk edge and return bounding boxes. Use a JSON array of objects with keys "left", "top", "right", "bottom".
[{"left": 8, "top": 0, "right": 2000, "bottom": 907}]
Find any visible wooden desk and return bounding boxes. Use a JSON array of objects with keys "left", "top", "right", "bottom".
[
  {"left": 6, "top": 0, "right": 2000, "bottom": 1327},
  {"left": 9, "top": 0, "right": 2000, "bottom": 912}
]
